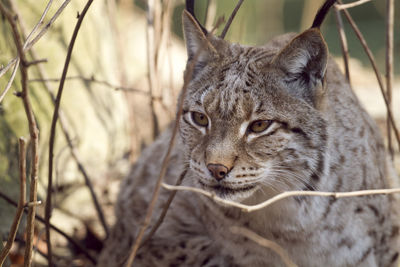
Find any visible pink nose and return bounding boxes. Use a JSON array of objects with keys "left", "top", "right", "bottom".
[{"left": 207, "top": 164, "right": 229, "bottom": 181}]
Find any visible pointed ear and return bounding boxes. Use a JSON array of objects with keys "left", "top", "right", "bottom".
[
  {"left": 182, "top": 10, "right": 217, "bottom": 76},
  {"left": 271, "top": 28, "right": 328, "bottom": 107}
]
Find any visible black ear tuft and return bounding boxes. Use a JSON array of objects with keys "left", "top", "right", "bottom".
[{"left": 311, "top": 0, "right": 336, "bottom": 29}]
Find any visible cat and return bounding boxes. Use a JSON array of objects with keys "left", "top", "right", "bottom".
[{"left": 97, "top": 0, "right": 399, "bottom": 266}]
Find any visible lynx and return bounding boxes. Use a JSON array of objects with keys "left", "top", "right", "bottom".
[{"left": 98, "top": 0, "right": 399, "bottom": 266}]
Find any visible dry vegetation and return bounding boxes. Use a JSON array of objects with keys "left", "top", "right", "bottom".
[{"left": 0, "top": 0, "right": 399, "bottom": 266}]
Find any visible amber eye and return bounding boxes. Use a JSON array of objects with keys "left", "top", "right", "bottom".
[
  {"left": 248, "top": 120, "right": 272, "bottom": 133},
  {"left": 191, "top": 112, "right": 209, "bottom": 127}
]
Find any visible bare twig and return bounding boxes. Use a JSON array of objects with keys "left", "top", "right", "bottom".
[
  {"left": 0, "top": 58, "right": 19, "bottom": 103},
  {"left": 334, "top": 7, "right": 350, "bottom": 84},
  {"left": 162, "top": 183, "right": 400, "bottom": 213},
  {"left": 0, "top": 3, "right": 40, "bottom": 267},
  {"left": 146, "top": 0, "right": 160, "bottom": 139},
  {"left": 220, "top": 0, "right": 244, "bottom": 39},
  {"left": 25, "top": 201, "right": 42, "bottom": 207},
  {"left": 385, "top": 0, "right": 394, "bottom": 158},
  {"left": 141, "top": 169, "right": 188, "bottom": 246},
  {"left": 0, "top": 191, "right": 96, "bottom": 264},
  {"left": 25, "top": 58, "right": 48, "bottom": 67},
  {"left": 0, "top": 138, "right": 26, "bottom": 266},
  {"left": 28, "top": 76, "right": 148, "bottom": 94},
  {"left": 12, "top": 1, "right": 110, "bottom": 240},
  {"left": 335, "top": 0, "right": 372, "bottom": 11},
  {"left": 0, "top": 0, "right": 71, "bottom": 80},
  {"left": 230, "top": 227, "right": 297, "bottom": 267},
  {"left": 21, "top": 0, "right": 54, "bottom": 48},
  {"left": 45, "top": 1, "right": 94, "bottom": 265},
  {"left": 203, "top": 0, "right": 210, "bottom": 25},
  {"left": 0, "top": 0, "right": 52, "bottom": 104},
  {"left": 340, "top": 4, "right": 400, "bottom": 150}
]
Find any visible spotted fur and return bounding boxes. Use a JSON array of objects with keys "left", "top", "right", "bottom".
[{"left": 98, "top": 4, "right": 399, "bottom": 267}]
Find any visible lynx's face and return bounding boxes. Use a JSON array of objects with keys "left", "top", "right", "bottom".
[{"left": 180, "top": 11, "right": 328, "bottom": 201}]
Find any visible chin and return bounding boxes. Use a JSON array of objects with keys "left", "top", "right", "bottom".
[{"left": 197, "top": 180, "right": 258, "bottom": 202}]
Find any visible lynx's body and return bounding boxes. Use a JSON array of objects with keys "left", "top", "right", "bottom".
[{"left": 98, "top": 3, "right": 399, "bottom": 266}]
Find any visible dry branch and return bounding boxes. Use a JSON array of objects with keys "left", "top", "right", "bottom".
[
  {"left": 29, "top": 76, "right": 147, "bottom": 94},
  {"left": 0, "top": 191, "right": 96, "bottom": 264},
  {"left": 0, "top": 58, "right": 19, "bottom": 103},
  {"left": 385, "top": 0, "right": 394, "bottom": 157},
  {"left": 339, "top": 3, "right": 400, "bottom": 150},
  {"left": 335, "top": 0, "right": 372, "bottom": 10},
  {"left": 0, "top": 3, "right": 40, "bottom": 266},
  {"left": 220, "top": 0, "right": 244, "bottom": 39},
  {"left": 0, "top": 138, "right": 26, "bottom": 266},
  {"left": 162, "top": 183, "right": 400, "bottom": 213},
  {"left": 0, "top": 0, "right": 71, "bottom": 80},
  {"left": 12, "top": 0, "right": 110, "bottom": 241},
  {"left": 230, "top": 227, "right": 297, "bottom": 267},
  {"left": 20, "top": 0, "right": 54, "bottom": 48},
  {"left": 45, "top": 1, "right": 94, "bottom": 265},
  {"left": 334, "top": 7, "right": 350, "bottom": 84},
  {"left": 146, "top": 0, "right": 160, "bottom": 140}
]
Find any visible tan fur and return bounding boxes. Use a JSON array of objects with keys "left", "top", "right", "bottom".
[{"left": 97, "top": 10, "right": 399, "bottom": 267}]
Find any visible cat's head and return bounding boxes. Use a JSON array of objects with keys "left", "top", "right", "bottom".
[{"left": 179, "top": 6, "right": 330, "bottom": 202}]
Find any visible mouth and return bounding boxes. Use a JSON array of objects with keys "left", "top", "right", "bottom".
[{"left": 198, "top": 180, "right": 257, "bottom": 198}]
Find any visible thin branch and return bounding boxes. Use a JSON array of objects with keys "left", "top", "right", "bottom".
[
  {"left": 25, "top": 58, "right": 48, "bottom": 67},
  {"left": 385, "top": 0, "right": 394, "bottom": 158},
  {"left": 21, "top": 0, "right": 54, "bottom": 49},
  {"left": 162, "top": 183, "right": 400, "bottom": 213},
  {"left": 0, "top": 191, "right": 96, "bottom": 265},
  {"left": 146, "top": 0, "right": 160, "bottom": 139},
  {"left": 220, "top": 0, "right": 244, "bottom": 39},
  {"left": 0, "top": 0, "right": 71, "bottom": 80},
  {"left": 0, "top": 58, "right": 19, "bottom": 103},
  {"left": 335, "top": 0, "right": 372, "bottom": 11},
  {"left": 28, "top": 76, "right": 148, "bottom": 94},
  {"left": 230, "top": 227, "right": 297, "bottom": 267},
  {"left": 0, "top": 3, "right": 40, "bottom": 267},
  {"left": 334, "top": 7, "right": 350, "bottom": 84},
  {"left": 141, "top": 169, "right": 188, "bottom": 246},
  {"left": 13, "top": 0, "right": 109, "bottom": 239},
  {"left": 45, "top": 1, "right": 94, "bottom": 266},
  {"left": 340, "top": 4, "right": 400, "bottom": 150},
  {"left": 0, "top": 138, "right": 26, "bottom": 266}
]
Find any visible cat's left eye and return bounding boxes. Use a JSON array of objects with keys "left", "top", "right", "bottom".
[
  {"left": 248, "top": 120, "right": 272, "bottom": 133},
  {"left": 191, "top": 111, "right": 209, "bottom": 127}
]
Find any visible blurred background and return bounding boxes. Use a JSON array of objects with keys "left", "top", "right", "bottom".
[{"left": 0, "top": 0, "right": 399, "bottom": 266}]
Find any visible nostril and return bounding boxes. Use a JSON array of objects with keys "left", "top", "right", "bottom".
[{"left": 207, "top": 163, "right": 229, "bottom": 181}]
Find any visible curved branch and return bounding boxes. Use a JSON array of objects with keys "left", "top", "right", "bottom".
[
  {"left": 162, "top": 183, "right": 400, "bottom": 213},
  {"left": 45, "top": 1, "right": 95, "bottom": 265}
]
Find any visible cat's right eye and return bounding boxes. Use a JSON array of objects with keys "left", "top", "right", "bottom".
[{"left": 191, "top": 111, "right": 209, "bottom": 127}]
